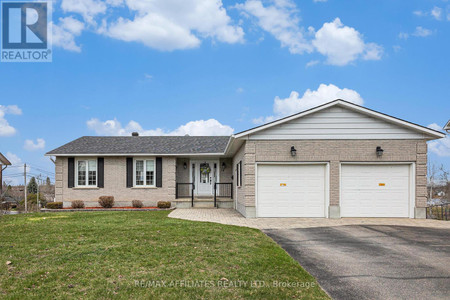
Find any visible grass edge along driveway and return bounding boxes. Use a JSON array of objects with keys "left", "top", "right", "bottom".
[{"left": 0, "top": 211, "right": 329, "bottom": 299}]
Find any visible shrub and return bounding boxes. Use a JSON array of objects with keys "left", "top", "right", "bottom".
[
  {"left": 98, "top": 196, "right": 114, "bottom": 208},
  {"left": 132, "top": 200, "right": 143, "bottom": 208},
  {"left": 71, "top": 200, "right": 85, "bottom": 209},
  {"left": 157, "top": 201, "right": 171, "bottom": 209},
  {"left": 46, "top": 202, "right": 63, "bottom": 209}
]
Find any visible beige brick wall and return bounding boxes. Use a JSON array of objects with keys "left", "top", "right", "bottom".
[
  {"left": 240, "top": 139, "right": 428, "bottom": 209},
  {"left": 232, "top": 143, "right": 246, "bottom": 215},
  {"left": 55, "top": 156, "right": 176, "bottom": 207}
]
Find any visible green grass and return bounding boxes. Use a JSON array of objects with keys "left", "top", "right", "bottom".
[{"left": 0, "top": 211, "right": 329, "bottom": 299}]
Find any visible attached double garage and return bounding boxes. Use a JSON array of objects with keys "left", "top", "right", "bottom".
[{"left": 256, "top": 163, "right": 414, "bottom": 218}]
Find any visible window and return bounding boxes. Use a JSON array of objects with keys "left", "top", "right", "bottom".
[
  {"left": 77, "top": 159, "right": 97, "bottom": 187},
  {"left": 134, "top": 159, "right": 155, "bottom": 187},
  {"left": 236, "top": 161, "right": 242, "bottom": 187}
]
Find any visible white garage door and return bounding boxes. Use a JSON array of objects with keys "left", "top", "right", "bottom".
[
  {"left": 341, "top": 164, "right": 410, "bottom": 218},
  {"left": 257, "top": 164, "right": 326, "bottom": 217}
]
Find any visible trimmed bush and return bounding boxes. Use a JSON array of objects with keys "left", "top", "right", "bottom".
[
  {"left": 157, "top": 201, "right": 171, "bottom": 209},
  {"left": 71, "top": 200, "right": 85, "bottom": 209},
  {"left": 98, "top": 196, "right": 114, "bottom": 208},
  {"left": 46, "top": 202, "right": 63, "bottom": 209},
  {"left": 132, "top": 200, "right": 143, "bottom": 208}
]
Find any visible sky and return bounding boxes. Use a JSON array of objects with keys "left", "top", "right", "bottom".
[{"left": 1, "top": 0, "right": 449, "bottom": 185}]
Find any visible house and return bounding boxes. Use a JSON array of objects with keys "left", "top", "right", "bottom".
[
  {"left": 46, "top": 100, "right": 445, "bottom": 218},
  {"left": 0, "top": 153, "right": 12, "bottom": 195},
  {"left": 445, "top": 120, "right": 450, "bottom": 133}
]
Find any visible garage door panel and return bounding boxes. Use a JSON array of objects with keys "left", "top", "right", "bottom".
[
  {"left": 341, "top": 165, "right": 410, "bottom": 218},
  {"left": 257, "top": 164, "right": 326, "bottom": 218}
]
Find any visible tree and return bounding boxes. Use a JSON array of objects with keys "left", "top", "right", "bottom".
[
  {"left": 27, "top": 177, "right": 38, "bottom": 194},
  {"left": 46, "top": 177, "right": 51, "bottom": 186}
]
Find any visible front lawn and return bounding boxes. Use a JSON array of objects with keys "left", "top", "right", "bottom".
[{"left": 0, "top": 211, "right": 328, "bottom": 299}]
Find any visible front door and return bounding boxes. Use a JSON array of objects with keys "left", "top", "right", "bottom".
[{"left": 192, "top": 160, "right": 219, "bottom": 196}]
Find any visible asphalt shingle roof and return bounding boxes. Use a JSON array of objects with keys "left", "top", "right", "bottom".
[{"left": 46, "top": 136, "right": 231, "bottom": 155}]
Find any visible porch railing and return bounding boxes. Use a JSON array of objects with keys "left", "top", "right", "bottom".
[
  {"left": 426, "top": 203, "right": 450, "bottom": 221},
  {"left": 175, "top": 183, "right": 195, "bottom": 207},
  {"left": 214, "top": 182, "right": 233, "bottom": 208}
]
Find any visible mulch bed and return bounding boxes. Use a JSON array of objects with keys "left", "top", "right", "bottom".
[{"left": 41, "top": 207, "right": 174, "bottom": 212}]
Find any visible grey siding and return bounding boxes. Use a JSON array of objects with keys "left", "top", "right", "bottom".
[{"left": 249, "top": 106, "right": 425, "bottom": 140}]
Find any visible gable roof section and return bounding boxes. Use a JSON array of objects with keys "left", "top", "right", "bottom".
[
  {"left": 0, "top": 152, "right": 11, "bottom": 165},
  {"left": 234, "top": 99, "right": 445, "bottom": 140},
  {"left": 445, "top": 120, "right": 450, "bottom": 132},
  {"left": 46, "top": 136, "right": 231, "bottom": 156}
]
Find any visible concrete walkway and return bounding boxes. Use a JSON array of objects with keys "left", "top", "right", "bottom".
[{"left": 168, "top": 208, "right": 450, "bottom": 229}]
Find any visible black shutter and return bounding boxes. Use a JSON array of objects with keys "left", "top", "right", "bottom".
[
  {"left": 126, "top": 157, "right": 133, "bottom": 188},
  {"left": 156, "top": 157, "right": 162, "bottom": 187},
  {"left": 68, "top": 157, "right": 74, "bottom": 188},
  {"left": 97, "top": 157, "right": 104, "bottom": 188}
]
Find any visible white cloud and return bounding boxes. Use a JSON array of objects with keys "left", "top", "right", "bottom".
[
  {"left": 428, "top": 123, "right": 443, "bottom": 131},
  {"left": 61, "top": 0, "right": 107, "bottom": 24},
  {"left": 24, "top": 138, "right": 46, "bottom": 151},
  {"left": 5, "top": 152, "right": 22, "bottom": 165},
  {"left": 398, "top": 32, "right": 409, "bottom": 40},
  {"left": 313, "top": 0, "right": 327, "bottom": 2},
  {"left": 413, "top": 10, "right": 425, "bottom": 17},
  {"left": 412, "top": 26, "right": 433, "bottom": 37},
  {"left": 431, "top": 6, "right": 443, "bottom": 20},
  {"left": 52, "top": 17, "right": 85, "bottom": 52},
  {"left": 312, "top": 18, "right": 382, "bottom": 66},
  {"left": 105, "top": 0, "right": 244, "bottom": 51},
  {"left": 253, "top": 83, "right": 363, "bottom": 124},
  {"left": 305, "top": 60, "right": 320, "bottom": 67},
  {"left": 236, "top": 87, "right": 244, "bottom": 93},
  {"left": 0, "top": 105, "right": 22, "bottom": 115},
  {"left": 87, "top": 118, "right": 234, "bottom": 136},
  {"left": 428, "top": 124, "right": 450, "bottom": 157},
  {"left": 0, "top": 105, "right": 21, "bottom": 137},
  {"left": 236, "top": 0, "right": 313, "bottom": 54}
]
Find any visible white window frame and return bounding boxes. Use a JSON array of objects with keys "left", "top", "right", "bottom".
[
  {"left": 75, "top": 158, "right": 97, "bottom": 187},
  {"left": 236, "top": 161, "right": 242, "bottom": 187},
  {"left": 133, "top": 158, "right": 156, "bottom": 188}
]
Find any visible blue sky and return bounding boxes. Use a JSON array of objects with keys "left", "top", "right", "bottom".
[{"left": 1, "top": 0, "right": 449, "bottom": 184}]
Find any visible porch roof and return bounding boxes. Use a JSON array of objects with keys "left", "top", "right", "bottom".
[{"left": 46, "top": 136, "right": 232, "bottom": 156}]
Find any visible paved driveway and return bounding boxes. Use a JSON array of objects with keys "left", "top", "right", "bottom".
[
  {"left": 169, "top": 208, "right": 450, "bottom": 230},
  {"left": 265, "top": 225, "right": 450, "bottom": 300}
]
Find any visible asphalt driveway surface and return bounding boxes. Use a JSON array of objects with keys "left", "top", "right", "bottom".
[{"left": 264, "top": 225, "right": 450, "bottom": 300}]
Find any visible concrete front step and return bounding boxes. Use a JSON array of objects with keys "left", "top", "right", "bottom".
[{"left": 174, "top": 199, "right": 233, "bottom": 209}]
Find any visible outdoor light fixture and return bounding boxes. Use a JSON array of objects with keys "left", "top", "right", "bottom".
[
  {"left": 221, "top": 162, "right": 226, "bottom": 171},
  {"left": 376, "top": 146, "right": 384, "bottom": 157},
  {"left": 183, "top": 162, "right": 187, "bottom": 169},
  {"left": 290, "top": 146, "right": 297, "bottom": 157}
]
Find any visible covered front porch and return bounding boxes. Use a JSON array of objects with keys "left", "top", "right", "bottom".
[{"left": 174, "top": 157, "right": 233, "bottom": 208}]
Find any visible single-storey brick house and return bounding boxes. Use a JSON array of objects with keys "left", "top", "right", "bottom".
[{"left": 46, "top": 100, "right": 445, "bottom": 218}]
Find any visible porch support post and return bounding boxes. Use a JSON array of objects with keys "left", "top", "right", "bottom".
[{"left": 214, "top": 183, "right": 217, "bottom": 208}]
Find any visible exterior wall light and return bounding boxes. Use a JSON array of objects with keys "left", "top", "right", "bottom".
[
  {"left": 183, "top": 162, "right": 187, "bottom": 169},
  {"left": 290, "top": 146, "right": 297, "bottom": 157},
  {"left": 221, "top": 162, "right": 226, "bottom": 171},
  {"left": 376, "top": 146, "right": 384, "bottom": 157}
]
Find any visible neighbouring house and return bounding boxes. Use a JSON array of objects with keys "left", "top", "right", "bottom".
[
  {"left": 0, "top": 153, "right": 12, "bottom": 196},
  {"left": 46, "top": 100, "right": 445, "bottom": 218},
  {"left": 445, "top": 120, "right": 450, "bottom": 133}
]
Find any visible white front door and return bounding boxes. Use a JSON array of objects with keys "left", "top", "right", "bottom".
[{"left": 192, "top": 161, "right": 219, "bottom": 196}]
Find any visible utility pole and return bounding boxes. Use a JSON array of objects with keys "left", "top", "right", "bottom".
[
  {"left": 37, "top": 174, "right": 41, "bottom": 211},
  {"left": 24, "top": 163, "right": 27, "bottom": 213}
]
